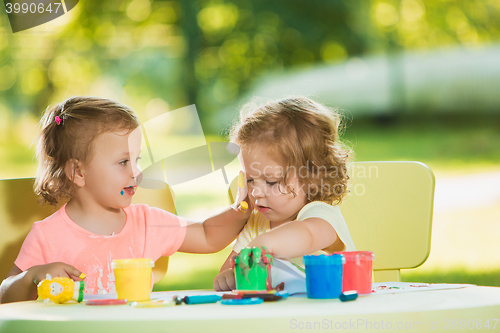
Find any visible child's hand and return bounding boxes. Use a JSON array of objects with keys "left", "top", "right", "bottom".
[
  {"left": 29, "top": 262, "right": 86, "bottom": 286},
  {"left": 231, "top": 171, "right": 251, "bottom": 215},
  {"left": 213, "top": 269, "right": 236, "bottom": 291}
]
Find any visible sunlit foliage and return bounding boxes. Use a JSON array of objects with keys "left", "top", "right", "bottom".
[{"left": 0, "top": 0, "right": 499, "bottom": 133}]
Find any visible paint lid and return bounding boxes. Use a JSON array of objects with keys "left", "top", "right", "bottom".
[
  {"left": 303, "top": 254, "right": 345, "bottom": 266},
  {"left": 334, "top": 251, "right": 375, "bottom": 261},
  {"left": 340, "top": 291, "right": 358, "bottom": 302},
  {"left": 111, "top": 258, "right": 154, "bottom": 269}
]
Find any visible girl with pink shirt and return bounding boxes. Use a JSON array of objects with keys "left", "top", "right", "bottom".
[{"left": 0, "top": 97, "right": 249, "bottom": 303}]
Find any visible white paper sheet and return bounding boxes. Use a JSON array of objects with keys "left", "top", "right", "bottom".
[
  {"left": 371, "top": 282, "right": 474, "bottom": 295},
  {"left": 271, "top": 259, "right": 307, "bottom": 295}
]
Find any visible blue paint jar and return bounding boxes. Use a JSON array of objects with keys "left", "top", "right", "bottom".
[{"left": 303, "top": 254, "right": 345, "bottom": 299}]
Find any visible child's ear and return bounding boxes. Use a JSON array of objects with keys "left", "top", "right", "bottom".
[{"left": 65, "top": 159, "right": 85, "bottom": 187}]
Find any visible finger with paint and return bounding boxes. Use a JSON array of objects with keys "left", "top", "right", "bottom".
[{"left": 232, "top": 171, "right": 249, "bottom": 213}]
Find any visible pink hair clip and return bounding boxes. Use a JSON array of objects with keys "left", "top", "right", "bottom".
[{"left": 55, "top": 116, "right": 62, "bottom": 125}]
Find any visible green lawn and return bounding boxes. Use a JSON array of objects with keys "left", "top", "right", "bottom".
[
  {"left": 342, "top": 114, "right": 500, "bottom": 172},
  {"left": 2, "top": 114, "right": 499, "bottom": 178},
  {"left": 401, "top": 267, "right": 500, "bottom": 287}
]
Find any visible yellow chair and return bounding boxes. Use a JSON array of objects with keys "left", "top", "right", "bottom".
[
  {"left": 0, "top": 178, "right": 175, "bottom": 284},
  {"left": 228, "top": 161, "right": 435, "bottom": 282}
]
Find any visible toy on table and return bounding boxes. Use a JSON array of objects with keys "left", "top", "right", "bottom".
[
  {"left": 173, "top": 294, "right": 222, "bottom": 305},
  {"left": 37, "top": 274, "right": 85, "bottom": 304},
  {"left": 339, "top": 290, "right": 358, "bottom": 302},
  {"left": 130, "top": 300, "right": 175, "bottom": 308},
  {"left": 86, "top": 299, "right": 128, "bottom": 306},
  {"left": 222, "top": 290, "right": 289, "bottom": 302},
  {"left": 231, "top": 247, "right": 273, "bottom": 291},
  {"left": 221, "top": 298, "right": 263, "bottom": 305}
]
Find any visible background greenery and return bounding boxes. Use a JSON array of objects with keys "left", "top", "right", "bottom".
[
  {"left": 2, "top": 0, "right": 500, "bottom": 132},
  {"left": 1, "top": 0, "right": 499, "bottom": 289}
]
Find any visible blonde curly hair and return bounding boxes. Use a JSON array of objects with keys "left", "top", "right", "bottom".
[{"left": 230, "top": 96, "right": 351, "bottom": 205}]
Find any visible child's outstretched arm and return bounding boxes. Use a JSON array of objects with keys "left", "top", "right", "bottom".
[
  {"left": 178, "top": 206, "right": 251, "bottom": 254},
  {"left": 0, "top": 263, "right": 85, "bottom": 304},
  {"left": 246, "top": 218, "right": 338, "bottom": 258},
  {"left": 178, "top": 171, "right": 251, "bottom": 254}
]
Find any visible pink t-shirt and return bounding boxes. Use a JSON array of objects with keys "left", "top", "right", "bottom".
[{"left": 15, "top": 203, "right": 186, "bottom": 295}]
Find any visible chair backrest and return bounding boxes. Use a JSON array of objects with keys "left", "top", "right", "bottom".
[
  {"left": 0, "top": 178, "right": 63, "bottom": 280},
  {"left": 0, "top": 178, "right": 175, "bottom": 283},
  {"left": 228, "top": 161, "right": 435, "bottom": 282}
]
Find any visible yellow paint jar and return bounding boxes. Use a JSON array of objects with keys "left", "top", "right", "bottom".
[{"left": 111, "top": 258, "right": 154, "bottom": 302}]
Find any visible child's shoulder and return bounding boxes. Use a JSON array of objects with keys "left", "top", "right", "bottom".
[
  {"left": 297, "top": 201, "right": 341, "bottom": 219},
  {"left": 125, "top": 203, "right": 170, "bottom": 214},
  {"left": 124, "top": 203, "right": 150, "bottom": 213},
  {"left": 125, "top": 204, "right": 186, "bottom": 226},
  {"left": 25, "top": 206, "right": 71, "bottom": 240},
  {"left": 125, "top": 203, "right": 172, "bottom": 216},
  {"left": 32, "top": 206, "right": 66, "bottom": 228},
  {"left": 301, "top": 200, "right": 339, "bottom": 211}
]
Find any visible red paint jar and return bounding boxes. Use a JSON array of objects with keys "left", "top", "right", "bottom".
[{"left": 335, "top": 251, "right": 374, "bottom": 294}]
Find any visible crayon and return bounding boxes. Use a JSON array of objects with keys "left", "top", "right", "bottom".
[{"left": 174, "top": 294, "right": 222, "bottom": 305}]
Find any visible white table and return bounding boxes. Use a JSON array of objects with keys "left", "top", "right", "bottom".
[{"left": 1, "top": 286, "right": 499, "bottom": 332}]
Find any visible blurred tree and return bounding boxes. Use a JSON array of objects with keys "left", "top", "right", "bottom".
[
  {"left": 192, "top": 0, "right": 368, "bottom": 129},
  {"left": 0, "top": 0, "right": 499, "bottom": 133},
  {"left": 0, "top": 0, "right": 187, "bottom": 123},
  {"left": 178, "top": 0, "right": 201, "bottom": 114},
  {"left": 365, "top": 0, "right": 500, "bottom": 50}
]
